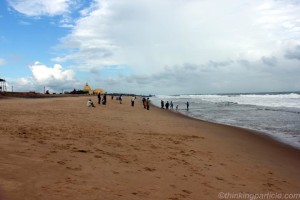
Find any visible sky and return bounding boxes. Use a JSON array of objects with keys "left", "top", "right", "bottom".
[{"left": 0, "top": 0, "right": 300, "bottom": 95}]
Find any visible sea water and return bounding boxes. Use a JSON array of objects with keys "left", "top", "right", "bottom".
[{"left": 151, "top": 92, "right": 300, "bottom": 149}]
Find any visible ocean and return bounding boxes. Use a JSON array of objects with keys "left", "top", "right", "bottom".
[{"left": 151, "top": 92, "right": 300, "bottom": 149}]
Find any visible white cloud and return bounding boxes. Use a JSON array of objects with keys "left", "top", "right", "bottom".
[
  {"left": 7, "top": 0, "right": 71, "bottom": 16},
  {"left": 56, "top": 1, "right": 300, "bottom": 68},
  {"left": 11, "top": 62, "right": 80, "bottom": 92},
  {"left": 50, "top": 0, "right": 300, "bottom": 94},
  {"left": 30, "top": 61, "right": 75, "bottom": 84}
]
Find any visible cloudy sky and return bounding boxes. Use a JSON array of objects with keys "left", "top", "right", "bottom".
[{"left": 0, "top": 0, "right": 300, "bottom": 94}]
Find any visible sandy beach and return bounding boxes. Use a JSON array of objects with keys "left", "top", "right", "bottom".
[{"left": 0, "top": 96, "right": 299, "bottom": 200}]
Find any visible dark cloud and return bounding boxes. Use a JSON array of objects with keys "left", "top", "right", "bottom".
[
  {"left": 81, "top": 47, "right": 113, "bottom": 58},
  {"left": 89, "top": 56, "right": 300, "bottom": 95},
  {"left": 261, "top": 56, "right": 277, "bottom": 66},
  {"left": 89, "top": 67, "right": 100, "bottom": 74},
  {"left": 96, "top": 62, "right": 213, "bottom": 94},
  {"left": 237, "top": 59, "right": 251, "bottom": 67},
  {"left": 207, "top": 60, "right": 234, "bottom": 68},
  {"left": 285, "top": 45, "right": 300, "bottom": 60},
  {"left": 182, "top": 63, "right": 198, "bottom": 71}
]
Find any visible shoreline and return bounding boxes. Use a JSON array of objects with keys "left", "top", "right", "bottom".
[
  {"left": 0, "top": 96, "right": 299, "bottom": 199},
  {"left": 150, "top": 101, "right": 300, "bottom": 156},
  {"left": 150, "top": 101, "right": 300, "bottom": 151}
]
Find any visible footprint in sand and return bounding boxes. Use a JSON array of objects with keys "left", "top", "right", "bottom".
[
  {"left": 215, "top": 176, "right": 225, "bottom": 181},
  {"left": 131, "top": 190, "right": 150, "bottom": 197},
  {"left": 57, "top": 160, "right": 66, "bottom": 165},
  {"left": 66, "top": 165, "right": 82, "bottom": 171},
  {"left": 182, "top": 189, "right": 192, "bottom": 194},
  {"left": 144, "top": 167, "right": 156, "bottom": 172}
]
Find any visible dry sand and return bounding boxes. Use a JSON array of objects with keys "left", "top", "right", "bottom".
[{"left": 0, "top": 96, "right": 299, "bottom": 200}]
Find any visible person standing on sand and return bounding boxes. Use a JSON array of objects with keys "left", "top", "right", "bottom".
[
  {"left": 165, "top": 101, "right": 169, "bottom": 109},
  {"left": 161, "top": 100, "right": 164, "bottom": 109},
  {"left": 105, "top": 93, "right": 107, "bottom": 103},
  {"left": 97, "top": 93, "right": 101, "bottom": 105},
  {"left": 170, "top": 101, "right": 173, "bottom": 110},
  {"left": 131, "top": 96, "right": 135, "bottom": 107},
  {"left": 146, "top": 98, "right": 150, "bottom": 110},
  {"left": 143, "top": 98, "right": 147, "bottom": 109},
  {"left": 102, "top": 93, "right": 107, "bottom": 105},
  {"left": 186, "top": 101, "right": 189, "bottom": 111},
  {"left": 119, "top": 95, "right": 123, "bottom": 104}
]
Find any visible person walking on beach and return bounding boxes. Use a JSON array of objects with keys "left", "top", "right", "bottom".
[
  {"left": 170, "top": 101, "right": 173, "bottom": 110},
  {"left": 97, "top": 93, "right": 101, "bottom": 105},
  {"left": 176, "top": 105, "right": 178, "bottom": 110},
  {"left": 87, "top": 99, "right": 95, "bottom": 107},
  {"left": 186, "top": 101, "right": 189, "bottom": 111},
  {"left": 131, "top": 96, "right": 135, "bottom": 107}
]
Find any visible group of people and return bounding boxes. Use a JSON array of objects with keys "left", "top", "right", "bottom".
[
  {"left": 86, "top": 93, "right": 107, "bottom": 107},
  {"left": 142, "top": 97, "right": 150, "bottom": 110},
  {"left": 97, "top": 93, "right": 107, "bottom": 105},
  {"left": 87, "top": 94, "right": 151, "bottom": 111},
  {"left": 161, "top": 100, "right": 189, "bottom": 111},
  {"left": 161, "top": 100, "right": 174, "bottom": 110},
  {"left": 87, "top": 95, "right": 189, "bottom": 111}
]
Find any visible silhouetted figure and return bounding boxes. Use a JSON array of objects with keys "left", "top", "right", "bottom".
[
  {"left": 186, "top": 101, "right": 189, "bottom": 111},
  {"left": 165, "top": 101, "right": 169, "bottom": 109},
  {"left": 102, "top": 94, "right": 107, "bottom": 105},
  {"left": 131, "top": 96, "right": 135, "bottom": 107},
  {"left": 143, "top": 98, "right": 147, "bottom": 109},
  {"left": 119, "top": 95, "right": 122, "bottom": 104},
  {"left": 161, "top": 100, "right": 164, "bottom": 109},
  {"left": 170, "top": 101, "right": 173, "bottom": 110},
  {"left": 97, "top": 93, "right": 101, "bottom": 104}
]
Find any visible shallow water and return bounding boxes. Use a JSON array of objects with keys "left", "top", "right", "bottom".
[{"left": 151, "top": 92, "right": 300, "bottom": 149}]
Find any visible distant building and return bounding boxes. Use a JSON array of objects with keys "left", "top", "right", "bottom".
[{"left": 83, "top": 83, "right": 92, "bottom": 93}]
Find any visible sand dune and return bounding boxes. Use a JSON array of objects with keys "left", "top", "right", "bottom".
[{"left": 0, "top": 96, "right": 299, "bottom": 200}]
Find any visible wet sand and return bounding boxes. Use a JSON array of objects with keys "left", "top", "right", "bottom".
[{"left": 0, "top": 96, "right": 299, "bottom": 200}]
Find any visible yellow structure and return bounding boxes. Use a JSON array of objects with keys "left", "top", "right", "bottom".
[
  {"left": 83, "top": 83, "right": 91, "bottom": 92},
  {"left": 93, "top": 88, "right": 106, "bottom": 94},
  {"left": 83, "top": 83, "right": 105, "bottom": 94}
]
